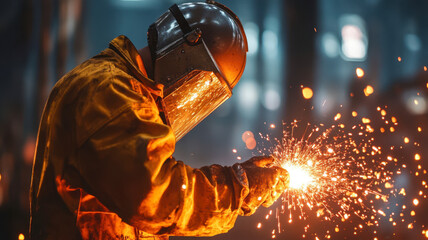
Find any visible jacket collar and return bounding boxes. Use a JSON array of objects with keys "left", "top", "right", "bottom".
[{"left": 109, "top": 35, "right": 163, "bottom": 97}]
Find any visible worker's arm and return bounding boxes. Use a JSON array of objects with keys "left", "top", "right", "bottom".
[{"left": 74, "top": 77, "right": 287, "bottom": 236}]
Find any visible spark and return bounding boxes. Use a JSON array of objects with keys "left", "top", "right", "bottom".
[
  {"left": 260, "top": 123, "right": 391, "bottom": 226},
  {"left": 334, "top": 113, "right": 341, "bottom": 121},
  {"left": 364, "top": 85, "right": 374, "bottom": 96},
  {"left": 283, "top": 163, "right": 314, "bottom": 189},
  {"left": 254, "top": 95, "right": 427, "bottom": 238},
  {"left": 415, "top": 153, "right": 421, "bottom": 161},
  {"left": 302, "top": 87, "right": 314, "bottom": 99},
  {"left": 413, "top": 198, "right": 419, "bottom": 206},
  {"left": 356, "top": 68, "right": 365, "bottom": 78}
]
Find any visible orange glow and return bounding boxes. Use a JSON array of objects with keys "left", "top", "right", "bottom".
[
  {"left": 397, "top": 56, "right": 402, "bottom": 62},
  {"left": 334, "top": 113, "right": 341, "bottom": 121},
  {"left": 413, "top": 198, "right": 419, "bottom": 206},
  {"left": 352, "top": 111, "right": 358, "bottom": 117},
  {"left": 424, "top": 66, "right": 427, "bottom": 71},
  {"left": 270, "top": 124, "right": 276, "bottom": 129},
  {"left": 245, "top": 137, "right": 257, "bottom": 150},
  {"left": 302, "top": 87, "right": 313, "bottom": 99},
  {"left": 411, "top": 210, "right": 415, "bottom": 216},
  {"left": 242, "top": 131, "right": 254, "bottom": 142},
  {"left": 415, "top": 153, "right": 421, "bottom": 161},
  {"left": 391, "top": 117, "right": 397, "bottom": 123},
  {"left": 404, "top": 137, "right": 409, "bottom": 144},
  {"left": 232, "top": 149, "right": 237, "bottom": 153},
  {"left": 362, "top": 118, "right": 371, "bottom": 124},
  {"left": 390, "top": 127, "right": 395, "bottom": 132},
  {"left": 257, "top": 222, "right": 262, "bottom": 229},
  {"left": 364, "top": 85, "right": 374, "bottom": 96},
  {"left": 356, "top": 68, "right": 365, "bottom": 78},
  {"left": 18, "top": 234, "right": 25, "bottom": 240},
  {"left": 381, "top": 110, "right": 386, "bottom": 116},
  {"left": 242, "top": 131, "right": 256, "bottom": 149}
]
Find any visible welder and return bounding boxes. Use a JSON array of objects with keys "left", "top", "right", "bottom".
[{"left": 29, "top": 1, "right": 289, "bottom": 239}]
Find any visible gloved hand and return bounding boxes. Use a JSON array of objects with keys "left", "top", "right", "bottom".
[{"left": 239, "top": 156, "right": 289, "bottom": 216}]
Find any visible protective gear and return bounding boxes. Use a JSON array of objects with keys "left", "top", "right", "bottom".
[
  {"left": 240, "top": 156, "right": 289, "bottom": 215},
  {"left": 148, "top": 1, "right": 248, "bottom": 141},
  {"left": 30, "top": 35, "right": 287, "bottom": 240}
]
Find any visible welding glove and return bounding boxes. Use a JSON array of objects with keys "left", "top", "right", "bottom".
[{"left": 239, "top": 156, "right": 289, "bottom": 216}]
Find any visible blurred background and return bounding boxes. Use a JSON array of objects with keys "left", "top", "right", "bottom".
[{"left": 1, "top": 0, "right": 428, "bottom": 239}]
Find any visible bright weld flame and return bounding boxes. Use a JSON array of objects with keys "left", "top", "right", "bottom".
[{"left": 283, "top": 163, "right": 314, "bottom": 189}]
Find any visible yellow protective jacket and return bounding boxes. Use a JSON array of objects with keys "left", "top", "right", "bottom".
[{"left": 29, "top": 36, "right": 253, "bottom": 240}]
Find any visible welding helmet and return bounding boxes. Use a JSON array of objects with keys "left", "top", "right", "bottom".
[{"left": 147, "top": 1, "right": 248, "bottom": 141}]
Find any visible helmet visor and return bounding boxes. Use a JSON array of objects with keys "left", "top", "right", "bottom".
[{"left": 162, "top": 70, "right": 232, "bottom": 141}]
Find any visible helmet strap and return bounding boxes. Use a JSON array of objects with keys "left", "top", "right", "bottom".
[{"left": 168, "top": 4, "right": 192, "bottom": 35}]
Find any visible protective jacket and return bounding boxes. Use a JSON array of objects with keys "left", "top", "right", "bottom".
[{"left": 29, "top": 35, "right": 255, "bottom": 240}]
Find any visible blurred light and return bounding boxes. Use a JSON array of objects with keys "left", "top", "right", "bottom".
[
  {"left": 18, "top": 234, "right": 25, "bottom": 240},
  {"left": 341, "top": 25, "right": 367, "bottom": 60},
  {"left": 321, "top": 33, "right": 340, "bottom": 58},
  {"left": 245, "top": 137, "right": 257, "bottom": 150},
  {"left": 424, "top": 66, "right": 427, "bottom": 71},
  {"left": 263, "top": 89, "right": 281, "bottom": 111},
  {"left": 364, "top": 85, "right": 374, "bottom": 96},
  {"left": 181, "top": 184, "right": 187, "bottom": 190},
  {"left": 334, "top": 113, "right": 341, "bottom": 121},
  {"left": 242, "top": 131, "right": 254, "bottom": 142},
  {"left": 242, "top": 131, "right": 256, "bottom": 150},
  {"left": 339, "top": 15, "right": 367, "bottom": 61},
  {"left": 302, "top": 87, "right": 313, "bottom": 99},
  {"left": 362, "top": 118, "right": 371, "bottom": 124},
  {"left": 270, "top": 124, "right": 276, "bottom": 129},
  {"left": 415, "top": 153, "right": 421, "bottom": 161},
  {"left": 356, "top": 68, "right": 365, "bottom": 78},
  {"left": 262, "top": 30, "right": 278, "bottom": 58},
  {"left": 404, "top": 34, "right": 421, "bottom": 52},
  {"left": 245, "top": 22, "right": 259, "bottom": 55},
  {"left": 397, "top": 56, "right": 402, "bottom": 62},
  {"left": 402, "top": 90, "right": 427, "bottom": 115},
  {"left": 232, "top": 149, "right": 237, "bottom": 153},
  {"left": 352, "top": 111, "right": 358, "bottom": 117},
  {"left": 413, "top": 198, "right": 419, "bottom": 206},
  {"left": 237, "top": 80, "right": 259, "bottom": 111}
]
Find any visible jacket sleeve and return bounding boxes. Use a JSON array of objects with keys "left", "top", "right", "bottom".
[{"left": 74, "top": 76, "right": 250, "bottom": 236}]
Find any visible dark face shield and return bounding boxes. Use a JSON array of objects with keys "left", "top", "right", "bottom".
[
  {"left": 162, "top": 70, "right": 231, "bottom": 141},
  {"left": 154, "top": 34, "right": 232, "bottom": 141}
]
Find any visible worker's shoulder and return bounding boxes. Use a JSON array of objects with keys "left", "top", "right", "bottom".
[{"left": 56, "top": 48, "right": 136, "bottom": 92}]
